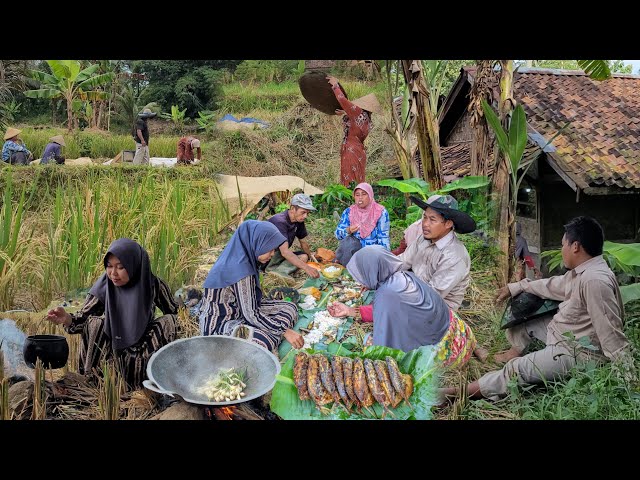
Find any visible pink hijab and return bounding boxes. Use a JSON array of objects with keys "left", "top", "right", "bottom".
[{"left": 349, "top": 183, "right": 385, "bottom": 239}]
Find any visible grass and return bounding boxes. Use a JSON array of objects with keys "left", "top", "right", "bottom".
[{"left": 0, "top": 165, "right": 231, "bottom": 311}]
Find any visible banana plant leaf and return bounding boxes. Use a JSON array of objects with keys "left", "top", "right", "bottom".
[{"left": 270, "top": 345, "right": 440, "bottom": 420}]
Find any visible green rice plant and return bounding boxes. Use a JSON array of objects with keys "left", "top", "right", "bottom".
[
  {"left": 0, "top": 170, "right": 32, "bottom": 310},
  {"left": 97, "top": 360, "right": 123, "bottom": 420},
  {"left": 32, "top": 358, "right": 47, "bottom": 420}
]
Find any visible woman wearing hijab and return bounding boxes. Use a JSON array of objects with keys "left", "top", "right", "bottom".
[
  {"left": 335, "top": 183, "right": 390, "bottom": 264},
  {"left": 515, "top": 222, "right": 541, "bottom": 281},
  {"left": 199, "top": 220, "right": 303, "bottom": 352},
  {"left": 328, "top": 246, "right": 477, "bottom": 368},
  {"left": 326, "top": 76, "right": 382, "bottom": 186},
  {"left": 46, "top": 238, "right": 179, "bottom": 389}
]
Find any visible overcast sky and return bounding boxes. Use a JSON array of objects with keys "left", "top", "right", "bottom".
[{"left": 623, "top": 60, "right": 640, "bottom": 74}]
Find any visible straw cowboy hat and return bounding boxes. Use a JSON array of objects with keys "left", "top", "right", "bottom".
[
  {"left": 410, "top": 194, "right": 477, "bottom": 234},
  {"left": 352, "top": 93, "right": 382, "bottom": 114},
  {"left": 138, "top": 108, "right": 157, "bottom": 119},
  {"left": 50, "top": 135, "right": 66, "bottom": 147},
  {"left": 4, "top": 127, "right": 21, "bottom": 141}
]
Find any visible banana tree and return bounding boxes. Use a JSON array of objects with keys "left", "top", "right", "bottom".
[
  {"left": 383, "top": 61, "right": 416, "bottom": 180},
  {"left": 401, "top": 60, "right": 444, "bottom": 190},
  {"left": 483, "top": 100, "right": 567, "bottom": 281},
  {"left": 24, "top": 60, "right": 114, "bottom": 132}
]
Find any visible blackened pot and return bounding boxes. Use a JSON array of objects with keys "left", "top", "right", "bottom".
[{"left": 23, "top": 335, "right": 69, "bottom": 369}]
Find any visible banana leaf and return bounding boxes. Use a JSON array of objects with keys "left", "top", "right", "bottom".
[{"left": 270, "top": 345, "right": 440, "bottom": 420}]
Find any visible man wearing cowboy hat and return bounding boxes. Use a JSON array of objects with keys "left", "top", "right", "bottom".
[
  {"left": 2, "top": 127, "right": 33, "bottom": 165},
  {"left": 354, "top": 194, "right": 477, "bottom": 322},
  {"left": 399, "top": 194, "right": 477, "bottom": 310},
  {"left": 132, "top": 108, "right": 157, "bottom": 165},
  {"left": 41, "top": 135, "right": 66, "bottom": 165}
]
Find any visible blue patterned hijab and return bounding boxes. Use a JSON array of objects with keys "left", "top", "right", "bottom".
[{"left": 203, "top": 220, "right": 286, "bottom": 302}]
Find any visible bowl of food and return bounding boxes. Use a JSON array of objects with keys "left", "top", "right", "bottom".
[{"left": 320, "top": 263, "right": 344, "bottom": 280}]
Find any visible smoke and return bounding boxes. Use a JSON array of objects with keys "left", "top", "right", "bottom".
[{"left": 0, "top": 319, "right": 33, "bottom": 380}]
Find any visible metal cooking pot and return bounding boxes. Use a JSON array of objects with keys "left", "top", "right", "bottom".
[
  {"left": 143, "top": 331, "right": 281, "bottom": 406},
  {"left": 23, "top": 334, "right": 69, "bottom": 369}
]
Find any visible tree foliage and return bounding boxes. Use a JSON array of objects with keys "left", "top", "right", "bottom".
[{"left": 128, "top": 60, "right": 241, "bottom": 117}]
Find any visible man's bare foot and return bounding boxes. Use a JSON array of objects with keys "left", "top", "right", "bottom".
[
  {"left": 436, "top": 387, "right": 458, "bottom": 407},
  {"left": 473, "top": 347, "right": 489, "bottom": 363},
  {"left": 493, "top": 347, "right": 522, "bottom": 364}
]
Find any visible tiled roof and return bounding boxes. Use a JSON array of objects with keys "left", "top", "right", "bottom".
[{"left": 512, "top": 69, "right": 640, "bottom": 190}]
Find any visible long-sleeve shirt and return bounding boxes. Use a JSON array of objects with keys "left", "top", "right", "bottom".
[
  {"left": 335, "top": 207, "right": 390, "bottom": 250},
  {"left": 507, "top": 255, "right": 628, "bottom": 361},
  {"left": 65, "top": 276, "right": 178, "bottom": 334},
  {"left": 41, "top": 142, "right": 64, "bottom": 165},
  {"left": 398, "top": 231, "right": 470, "bottom": 310},
  {"left": 2, "top": 140, "right": 31, "bottom": 162}
]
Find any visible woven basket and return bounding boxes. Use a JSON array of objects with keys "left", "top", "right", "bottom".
[{"left": 299, "top": 70, "right": 346, "bottom": 115}]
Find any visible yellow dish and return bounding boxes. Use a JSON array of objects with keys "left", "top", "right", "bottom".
[{"left": 321, "top": 263, "right": 344, "bottom": 280}]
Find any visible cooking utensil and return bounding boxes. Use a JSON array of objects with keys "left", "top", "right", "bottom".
[
  {"left": 23, "top": 334, "right": 69, "bottom": 369},
  {"left": 143, "top": 331, "right": 281, "bottom": 406},
  {"left": 299, "top": 71, "right": 346, "bottom": 115}
]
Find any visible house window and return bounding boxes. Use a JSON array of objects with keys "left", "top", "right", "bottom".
[{"left": 516, "top": 179, "right": 537, "bottom": 219}]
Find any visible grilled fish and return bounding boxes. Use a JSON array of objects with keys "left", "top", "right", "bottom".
[
  {"left": 402, "top": 373, "right": 414, "bottom": 400},
  {"left": 352, "top": 357, "right": 374, "bottom": 408},
  {"left": 307, "top": 355, "right": 333, "bottom": 406},
  {"left": 364, "top": 359, "right": 390, "bottom": 407},
  {"left": 317, "top": 354, "right": 341, "bottom": 404},
  {"left": 293, "top": 352, "right": 311, "bottom": 401},
  {"left": 374, "top": 360, "right": 401, "bottom": 408},
  {"left": 341, "top": 357, "right": 360, "bottom": 407},
  {"left": 331, "top": 355, "right": 352, "bottom": 410},
  {"left": 385, "top": 356, "right": 409, "bottom": 401}
]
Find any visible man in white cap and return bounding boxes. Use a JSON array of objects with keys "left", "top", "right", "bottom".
[
  {"left": 266, "top": 193, "right": 320, "bottom": 279},
  {"left": 132, "top": 108, "right": 157, "bottom": 165},
  {"left": 2, "top": 127, "right": 33, "bottom": 165},
  {"left": 176, "top": 136, "right": 202, "bottom": 165},
  {"left": 41, "top": 135, "right": 66, "bottom": 165}
]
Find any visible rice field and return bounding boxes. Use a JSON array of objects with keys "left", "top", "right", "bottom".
[{"left": 0, "top": 165, "right": 231, "bottom": 311}]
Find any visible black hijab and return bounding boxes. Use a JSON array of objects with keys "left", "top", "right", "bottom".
[{"left": 89, "top": 238, "right": 155, "bottom": 350}]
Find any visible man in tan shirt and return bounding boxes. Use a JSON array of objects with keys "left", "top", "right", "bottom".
[
  {"left": 398, "top": 194, "right": 476, "bottom": 310},
  {"left": 440, "top": 216, "right": 630, "bottom": 401}
]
